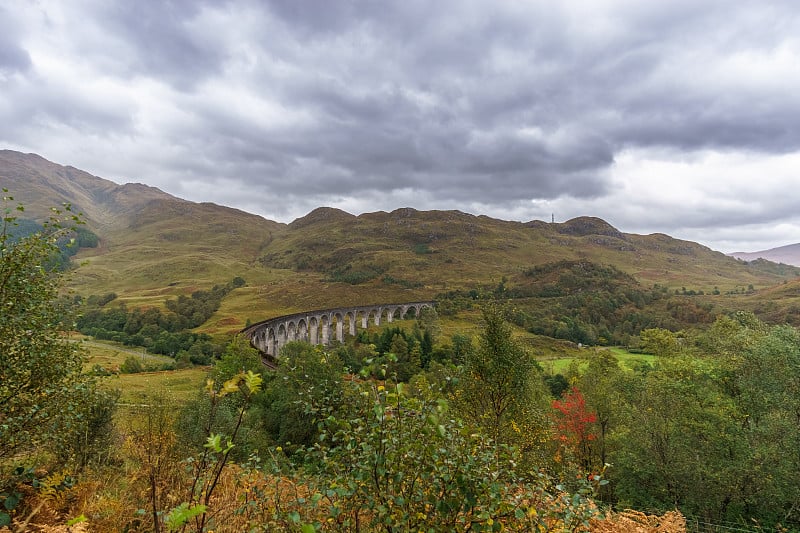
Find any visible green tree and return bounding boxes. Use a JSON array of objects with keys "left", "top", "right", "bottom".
[
  {"left": 573, "top": 351, "right": 628, "bottom": 472},
  {"left": 257, "top": 342, "right": 346, "bottom": 454},
  {"left": 729, "top": 324, "right": 800, "bottom": 526},
  {"left": 456, "top": 304, "right": 550, "bottom": 460},
  {"left": 0, "top": 194, "right": 112, "bottom": 463},
  {"left": 638, "top": 328, "right": 681, "bottom": 356},
  {"left": 610, "top": 356, "right": 746, "bottom": 520}
]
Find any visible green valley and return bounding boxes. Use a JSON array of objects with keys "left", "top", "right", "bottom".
[{"left": 3, "top": 150, "right": 800, "bottom": 531}]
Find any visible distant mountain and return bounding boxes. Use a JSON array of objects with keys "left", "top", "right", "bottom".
[{"left": 730, "top": 244, "right": 800, "bottom": 267}]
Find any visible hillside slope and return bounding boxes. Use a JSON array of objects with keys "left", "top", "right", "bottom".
[
  {"left": 0, "top": 150, "right": 174, "bottom": 232},
  {"left": 3, "top": 150, "right": 800, "bottom": 333},
  {"left": 261, "top": 206, "right": 798, "bottom": 296},
  {"left": 1, "top": 150, "right": 286, "bottom": 296}
]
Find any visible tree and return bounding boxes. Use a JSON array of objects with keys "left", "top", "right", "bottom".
[
  {"left": 574, "top": 351, "right": 628, "bottom": 471},
  {"left": 456, "top": 303, "right": 550, "bottom": 460},
  {"left": 610, "top": 356, "right": 746, "bottom": 520},
  {"left": 0, "top": 194, "right": 112, "bottom": 463},
  {"left": 729, "top": 324, "right": 800, "bottom": 525},
  {"left": 552, "top": 387, "right": 597, "bottom": 472},
  {"left": 257, "top": 342, "right": 346, "bottom": 454},
  {"left": 638, "top": 328, "right": 681, "bottom": 356}
]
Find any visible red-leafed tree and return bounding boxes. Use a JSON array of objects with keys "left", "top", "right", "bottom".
[{"left": 552, "top": 387, "right": 597, "bottom": 471}]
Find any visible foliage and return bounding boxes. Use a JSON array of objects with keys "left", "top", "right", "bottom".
[
  {"left": 125, "top": 396, "right": 181, "bottom": 533},
  {"left": 300, "top": 379, "right": 599, "bottom": 532},
  {"left": 637, "top": 327, "right": 682, "bottom": 356},
  {"left": 256, "top": 342, "right": 346, "bottom": 454},
  {"left": 175, "top": 337, "right": 268, "bottom": 460},
  {"left": 435, "top": 260, "right": 720, "bottom": 346},
  {"left": 177, "top": 370, "right": 263, "bottom": 532},
  {"left": 455, "top": 304, "right": 551, "bottom": 458},
  {"left": 120, "top": 355, "right": 146, "bottom": 374},
  {"left": 0, "top": 194, "right": 113, "bottom": 461},
  {"left": 552, "top": 387, "right": 598, "bottom": 472},
  {"left": 2, "top": 215, "right": 99, "bottom": 272},
  {"left": 351, "top": 313, "right": 439, "bottom": 379},
  {"left": 0, "top": 193, "right": 117, "bottom": 529},
  {"left": 326, "top": 263, "right": 387, "bottom": 285},
  {"left": 573, "top": 318, "right": 799, "bottom": 528}
]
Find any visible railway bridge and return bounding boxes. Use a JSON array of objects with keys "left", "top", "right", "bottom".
[{"left": 241, "top": 301, "right": 435, "bottom": 363}]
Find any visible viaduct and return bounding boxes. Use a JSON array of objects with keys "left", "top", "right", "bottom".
[{"left": 241, "top": 301, "right": 435, "bottom": 363}]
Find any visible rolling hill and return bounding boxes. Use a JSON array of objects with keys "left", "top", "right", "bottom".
[
  {"left": 1, "top": 150, "right": 285, "bottom": 301},
  {"left": 3, "top": 149, "right": 800, "bottom": 335}
]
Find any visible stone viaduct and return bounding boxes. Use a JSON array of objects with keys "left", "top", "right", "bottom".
[{"left": 241, "top": 301, "right": 435, "bottom": 363}]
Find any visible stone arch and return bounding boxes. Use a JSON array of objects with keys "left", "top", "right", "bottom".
[
  {"left": 276, "top": 324, "right": 287, "bottom": 355},
  {"left": 267, "top": 328, "right": 277, "bottom": 356},
  {"left": 368, "top": 308, "right": 381, "bottom": 326},
  {"left": 297, "top": 318, "right": 308, "bottom": 342}
]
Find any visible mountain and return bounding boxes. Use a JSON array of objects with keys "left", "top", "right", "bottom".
[
  {"left": 0, "top": 150, "right": 174, "bottom": 232},
  {"left": 730, "top": 243, "right": 800, "bottom": 267},
  {"left": 3, "top": 149, "right": 800, "bottom": 334},
  {"left": 1, "top": 150, "right": 285, "bottom": 298},
  {"left": 261, "top": 206, "right": 796, "bottom": 296}
]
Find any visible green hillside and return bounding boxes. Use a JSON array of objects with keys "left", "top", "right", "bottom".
[{"left": 3, "top": 149, "right": 800, "bottom": 338}]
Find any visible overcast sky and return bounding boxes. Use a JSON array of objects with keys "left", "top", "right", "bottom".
[{"left": 2, "top": 1, "right": 799, "bottom": 253}]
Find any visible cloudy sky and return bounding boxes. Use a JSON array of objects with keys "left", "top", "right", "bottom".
[{"left": 2, "top": 1, "right": 799, "bottom": 253}]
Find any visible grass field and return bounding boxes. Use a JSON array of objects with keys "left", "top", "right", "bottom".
[
  {"left": 83, "top": 338, "right": 208, "bottom": 407},
  {"left": 109, "top": 368, "right": 208, "bottom": 405},
  {"left": 536, "top": 346, "right": 658, "bottom": 375}
]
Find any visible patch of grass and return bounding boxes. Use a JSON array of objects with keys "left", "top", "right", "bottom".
[
  {"left": 81, "top": 338, "right": 174, "bottom": 372},
  {"left": 412, "top": 243, "right": 432, "bottom": 255},
  {"left": 537, "top": 347, "right": 658, "bottom": 375},
  {"left": 104, "top": 367, "right": 208, "bottom": 406},
  {"left": 606, "top": 347, "right": 658, "bottom": 370},
  {"left": 82, "top": 338, "right": 206, "bottom": 408}
]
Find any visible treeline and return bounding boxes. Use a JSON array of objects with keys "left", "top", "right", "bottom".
[
  {"left": 75, "top": 277, "right": 245, "bottom": 363},
  {"left": 437, "top": 260, "right": 715, "bottom": 346},
  {"left": 553, "top": 312, "right": 800, "bottom": 527}
]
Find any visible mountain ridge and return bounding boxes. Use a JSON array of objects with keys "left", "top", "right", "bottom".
[{"left": 2, "top": 149, "right": 799, "bottom": 320}]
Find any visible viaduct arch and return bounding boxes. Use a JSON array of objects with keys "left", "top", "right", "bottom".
[{"left": 241, "top": 301, "right": 435, "bottom": 364}]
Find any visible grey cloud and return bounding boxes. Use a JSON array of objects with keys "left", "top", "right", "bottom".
[
  {"left": 4, "top": 0, "right": 800, "bottom": 251},
  {"left": 0, "top": 7, "right": 32, "bottom": 74},
  {"left": 78, "top": 1, "right": 231, "bottom": 90},
  {"left": 138, "top": 0, "right": 800, "bottom": 193}
]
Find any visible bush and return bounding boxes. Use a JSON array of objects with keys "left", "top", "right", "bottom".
[{"left": 120, "top": 355, "right": 145, "bottom": 374}]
